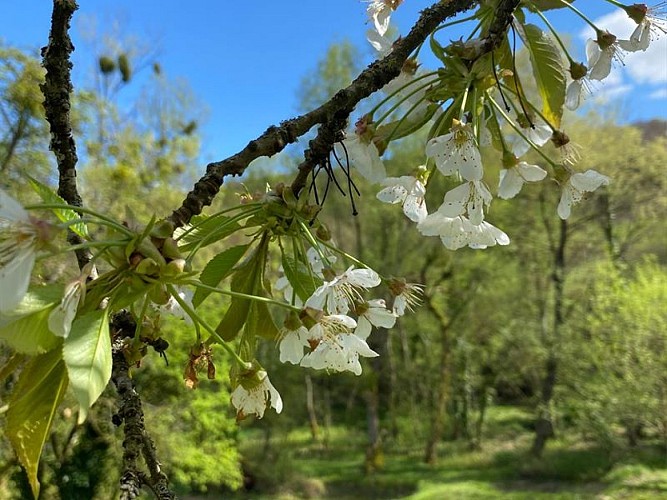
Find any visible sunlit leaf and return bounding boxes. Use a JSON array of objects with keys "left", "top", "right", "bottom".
[
  {"left": 0, "top": 287, "right": 61, "bottom": 354},
  {"left": 517, "top": 22, "right": 566, "bottom": 128},
  {"left": 27, "top": 176, "right": 89, "bottom": 239},
  {"left": 63, "top": 310, "right": 112, "bottom": 424},
  {"left": 193, "top": 244, "right": 249, "bottom": 308},
  {"left": 7, "top": 347, "right": 68, "bottom": 499}
]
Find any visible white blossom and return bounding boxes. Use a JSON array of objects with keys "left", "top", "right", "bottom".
[
  {"left": 619, "top": 5, "right": 666, "bottom": 52},
  {"left": 498, "top": 162, "right": 547, "bottom": 200},
  {"left": 305, "top": 266, "right": 381, "bottom": 315},
  {"left": 389, "top": 280, "right": 423, "bottom": 316},
  {"left": 511, "top": 118, "right": 553, "bottom": 157},
  {"left": 0, "top": 189, "right": 51, "bottom": 313},
  {"left": 376, "top": 175, "right": 428, "bottom": 223},
  {"left": 586, "top": 33, "right": 625, "bottom": 81},
  {"left": 438, "top": 180, "right": 493, "bottom": 225},
  {"left": 367, "top": 28, "right": 393, "bottom": 56},
  {"left": 354, "top": 299, "right": 397, "bottom": 339},
  {"left": 365, "top": 0, "right": 402, "bottom": 36},
  {"left": 418, "top": 209, "right": 509, "bottom": 250},
  {"left": 337, "top": 133, "right": 386, "bottom": 183},
  {"left": 279, "top": 325, "right": 309, "bottom": 365},
  {"left": 426, "top": 120, "right": 483, "bottom": 181},
  {"left": 231, "top": 371, "right": 283, "bottom": 419},
  {"left": 161, "top": 287, "right": 194, "bottom": 325},
  {"left": 300, "top": 314, "right": 378, "bottom": 376},
  {"left": 557, "top": 169, "right": 610, "bottom": 220}
]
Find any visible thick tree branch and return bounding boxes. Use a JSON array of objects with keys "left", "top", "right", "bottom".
[{"left": 41, "top": 0, "right": 91, "bottom": 269}]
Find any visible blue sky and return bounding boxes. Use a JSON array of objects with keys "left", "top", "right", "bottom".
[{"left": 1, "top": 1, "right": 665, "bottom": 163}]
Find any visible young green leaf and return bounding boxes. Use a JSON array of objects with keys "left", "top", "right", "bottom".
[
  {"left": 193, "top": 244, "right": 250, "bottom": 308},
  {"left": 27, "top": 175, "right": 89, "bottom": 239},
  {"left": 63, "top": 310, "right": 112, "bottom": 424},
  {"left": 517, "top": 22, "right": 566, "bottom": 128},
  {"left": 0, "top": 286, "right": 62, "bottom": 354},
  {"left": 215, "top": 238, "right": 268, "bottom": 342},
  {"left": 7, "top": 347, "right": 68, "bottom": 499}
]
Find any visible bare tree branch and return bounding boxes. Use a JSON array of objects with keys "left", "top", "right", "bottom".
[{"left": 40, "top": 0, "right": 91, "bottom": 269}]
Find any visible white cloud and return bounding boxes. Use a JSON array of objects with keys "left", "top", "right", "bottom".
[
  {"left": 581, "top": 10, "right": 667, "bottom": 85},
  {"left": 650, "top": 88, "right": 667, "bottom": 99}
]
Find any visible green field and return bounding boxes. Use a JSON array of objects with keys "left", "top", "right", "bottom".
[{"left": 235, "top": 407, "right": 667, "bottom": 500}]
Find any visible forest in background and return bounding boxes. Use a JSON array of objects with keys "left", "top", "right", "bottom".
[{"left": 0, "top": 20, "right": 666, "bottom": 499}]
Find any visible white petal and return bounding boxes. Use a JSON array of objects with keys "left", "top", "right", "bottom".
[
  {"left": 570, "top": 170, "right": 609, "bottom": 192},
  {"left": 439, "top": 183, "right": 470, "bottom": 217},
  {"left": 565, "top": 80, "right": 583, "bottom": 111},
  {"left": 589, "top": 48, "right": 614, "bottom": 81},
  {"left": 279, "top": 328, "right": 308, "bottom": 364},
  {"left": 557, "top": 188, "right": 574, "bottom": 220},
  {"left": 367, "top": 307, "right": 397, "bottom": 329},
  {"left": 355, "top": 315, "right": 372, "bottom": 340},
  {"left": 586, "top": 39, "right": 601, "bottom": 69},
  {"left": 517, "top": 162, "right": 547, "bottom": 182},
  {"left": 347, "top": 268, "right": 381, "bottom": 288},
  {"left": 377, "top": 184, "right": 407, "bottom": 204},
  {"left": 0, "top": 250, "right": 35, "bottom": 313},
  {"left": 0, "top": 188, "right": 30, "bottom": 222},
  {"left": 403, "top": 194, "right": 428, "bottom": 222},
  {"left": 498, "top": 168, "right": 524, "bottom": 199}
]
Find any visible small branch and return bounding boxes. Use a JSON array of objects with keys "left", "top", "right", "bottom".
[{"left": 41, "top": 0, "right": 91, "bottom": 269}]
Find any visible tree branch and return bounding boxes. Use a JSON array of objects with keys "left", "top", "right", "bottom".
[
  {"left": 169, "top": 0, "right": 486, "bottom": 227},
  {"left": 111, "top": 312, "right": 176, "bottom": 500},
  {"left": 41, "top": 0, "right": 91, "bottom": 269}
]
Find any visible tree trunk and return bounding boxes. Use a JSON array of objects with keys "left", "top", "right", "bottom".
[
  {"left": 531, "top": 218, "right": 567, "bottom": 457},
  {"left": 305, "top": 374, "right": 320, "bottom": 442}
]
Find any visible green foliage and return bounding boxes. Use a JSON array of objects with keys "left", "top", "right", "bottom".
[
  {"left": 63, "top": 310, "right": 112, "bottom": 424},
  {"left": 515, "top": 22, "right": 566, "bottom": 128},
  {"left": 6, "top": 348, "right": 68, "bottom": 498}
]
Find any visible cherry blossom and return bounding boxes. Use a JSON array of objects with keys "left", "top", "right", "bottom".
[
  {"left": 0, "top": 189, "right": 53, "bottom": 313},
  {"left": 498, "top": 161, "right": 547, "bottom": 200},
  {"left": 231, "top": 370, "right": 283, "bottom": 419},
  {"left": 586, "top": 32, "right": 625, "bottom": 81},
  {"left": 388, "top": 279, "right": 423, "bottom": 316},
  {"left": 437, "top": 180, "right": 493, "bottom": 225},
  {"left": 354, "top": 299, "right": 397, "bottom": 339},
  {"left": 376, "top": 175, "right": 428, "bottom": 223},
  {"left": 557, "top": 169, "right": 610, "bottom": 220},
  {"left": 305, "top": 266, "right": 381, "bottom": 315},
  {"left": 426, "top": 119, "right": 483, "bottom": 181}
]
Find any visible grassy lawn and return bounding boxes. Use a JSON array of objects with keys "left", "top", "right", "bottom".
[{"left": 235, "top": 407, "right": 667, "bottom": 499}]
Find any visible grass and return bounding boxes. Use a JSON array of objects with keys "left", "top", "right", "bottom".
[{"left": 233, "top": 406, "right": 667, "bottom": 499}]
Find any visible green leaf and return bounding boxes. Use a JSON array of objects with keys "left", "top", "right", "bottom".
[
  {"left": 0, "top": 287, "right": 61, "bottom": 354},
  {"left": 281, "top": 255, "right": 322, "bottom": 303},
  {"left": 518, "top": 22, "right": 566, "bottom": 128},
  {"left": 215, "top": 237, "right": 269, "bottom": 342},
  {"left": 176, "top": 214, "right": 242, "bottom": 252},
  {"left": 63, "top": 310, "right": 112, "bottom": 424},
  {"left": 27, "top": 176, "right": 88, "bottom": 239},
  {"left": 193, "top": 244, "right": 250, "bottom": 308},
  {"left": 245, "top": 301, "right": 279, "bottom": 341},
  {"left": 7, "top": 347, "right": 68, "bottom": 499},
  {"left": 375, "top": 104, "right": 438, "bottom": 144},
  {"left": 0, "top": 353, "right": 25, "bottom": 385}
]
